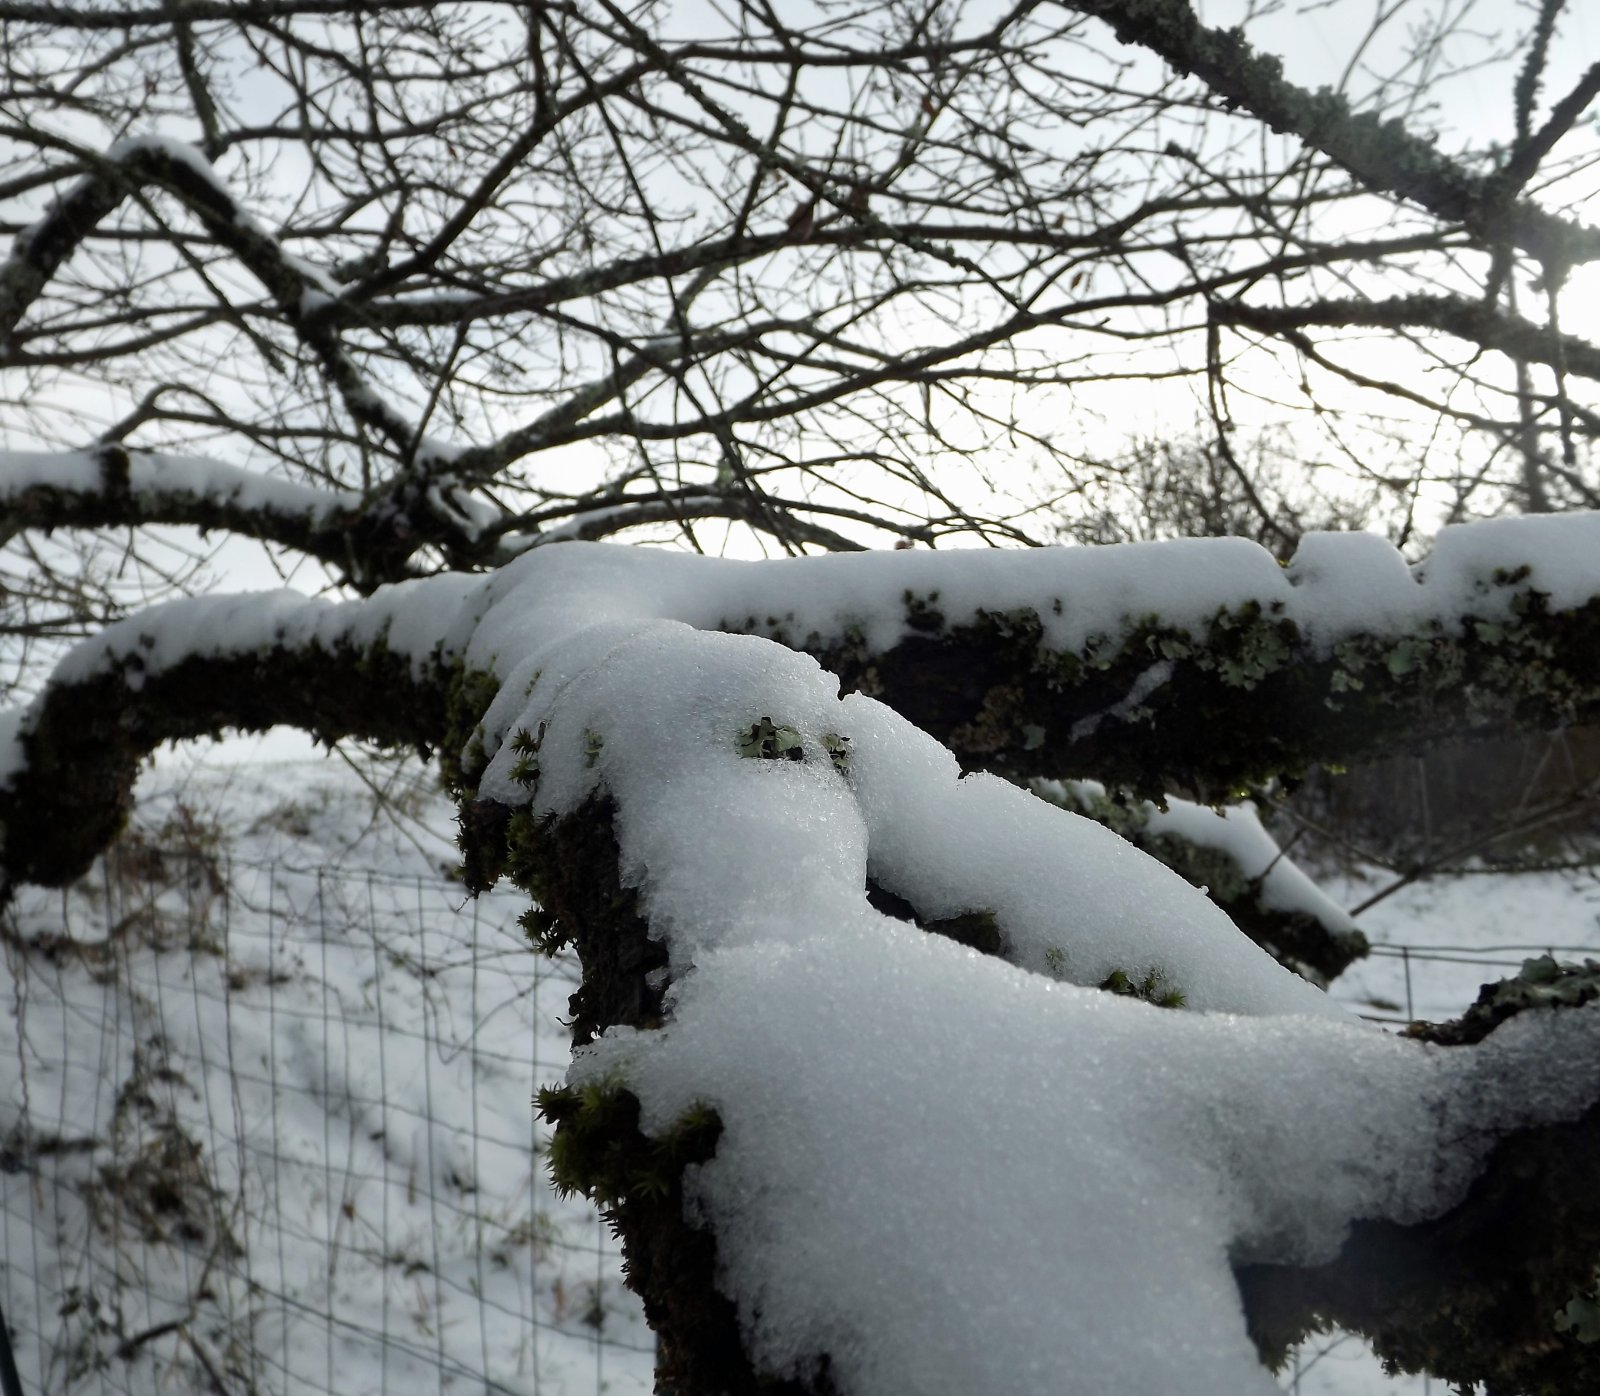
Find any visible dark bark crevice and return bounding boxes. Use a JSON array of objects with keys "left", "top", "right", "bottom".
[{"left": 1239, "top": 1100, "right": 1600, "bottom": 1392}]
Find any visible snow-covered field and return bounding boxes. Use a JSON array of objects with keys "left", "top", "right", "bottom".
[
  {"left": 1, "top": 751, "right": 653, "bottom": 1395},
  {"left": 3, "top": 749, "right": 1596, "bottom": 1395}
]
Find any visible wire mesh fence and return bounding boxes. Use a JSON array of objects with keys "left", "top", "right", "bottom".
[
  {"left": 2, "top": 840, "right": 653, "bottom": 1396},
  {"left": 4, "top": 820, "right": 1596, "bottom": 1395}
]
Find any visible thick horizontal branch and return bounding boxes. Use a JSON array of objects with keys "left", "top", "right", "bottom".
[
  {"left": 1071, "top": 0, "right": 1600, "bottom": 267},
  {"left": 0, "top": 445, "right": 506, "bottom": 589},
  {"left": 774, "top": 541, "right": 1600, "bottom": 797},
  {"left": 16, "top": 524, "right": 1600, "bottom": 897},
  {"left": 1240, "top": 960, "right": 1600, "bottom": 1392},
  {"left": 0, "top": 444, "right": 874, "bottom": 575},
  {"left": 1, "top": 444, "right": 357, "bottom": 556},
  {"left": 11, "top": 523, "right": 1600, "bottom": 895},
  {"left": 0, "top": 601, "right": 450, "bottom": 895},
  {"left": 1033, "top": 780, "right": 1368, "bottom": 984},
  {"left": 1218, "top": 294, "right": 1600, "bottom": 382}
]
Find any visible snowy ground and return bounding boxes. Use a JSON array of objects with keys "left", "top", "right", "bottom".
[
  {"left": 1, "top": 749, "right": 653, "bottom": 1396},
  {"left": 3, "top": 748, "right": 1596, "bottom": 1395}
]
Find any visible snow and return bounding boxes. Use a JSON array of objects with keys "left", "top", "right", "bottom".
[
  {"left": 0, "top": 447, "right": 362, "bottom": 520},
  {"left": 50, "top": 589, "right": 327, "bottom": 686},
  {"left": 1133, "top": 786, "right": 1359, "bottom": 938},
  {"left": 530, "top": 493, "right": 728, "bottom": 544},
  {"left": 26, "top": 569, "right": 476, "bottom": 707},
  {"left": 8, "top": 521, "right": 1600, "bottom": 1394},
  {"left": 422, "top": 475, "right": 501, "bottom": 540},
  {"left": 1290, "top": 513, "right": 1600, "bottom": 644},
  {"left": 450, "top": 519, "right": 1600, "bottom": 687},
  {"left": 109, "top": 134, "right": 235, "bottom": 197},
  {"left": 1069, "top": 657, "right": 1174, "bottom": 740},
  {"left": 0, "top": 449, "right": 103, "bottom": 492},
  {"left": 841, "top": 699, "right": 1338, "bottom": 1015},
  {"left": 582, "top": 932, "right": 1599, "bottom": 1396},
  {"left": 1419, "top": 511, "right": 1600, "bottom": 616},
  {"left": 4, "top": 753, "right": 1599, "bottom": 1396},
  {"left": 104, "top": 137, "right": 344, "bottom": 307},
  {"left": 127, "top": 449, "right": 360, "bottom": 517},
  {"left": 443, "top": 537, "right": 1600, "bottom": 1391},
  {"left": 1284, "top": 530, "right": 1422, "bottom": 642},
  {"left": 0, "top": 758, "right": 654, "bottom": 1396}
]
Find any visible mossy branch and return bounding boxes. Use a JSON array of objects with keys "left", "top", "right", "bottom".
[
  {"left": 0, "top": 636, "right": 446, "bottom": 897},
  {"left": 808, "top": 589, "right": 1600, "bottom": 798},
  {"left": 1071, "top": 0, "right": 1600, "bottom": 268}
]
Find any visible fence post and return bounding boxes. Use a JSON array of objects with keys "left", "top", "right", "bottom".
[{"left": 0, "top": 1295, "right": 24, "bottom": 1396}]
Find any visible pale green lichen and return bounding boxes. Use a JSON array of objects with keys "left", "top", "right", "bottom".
[
  {"left": 739, "top": 716, "right": 805, "bottom": 761},
  {"left": 820, "top": 731, "right": 852, "bottom": 776},
  {"left": 1488, "top": 955, "right": 1600, "bottom": 1011}
]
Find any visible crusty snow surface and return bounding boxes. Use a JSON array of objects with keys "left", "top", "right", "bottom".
[
  {"left": 6, "top": 749, "right": 1599, "bottom": 1395},
  {"left": 7, "top": 526, "right": 1600, "bottom": 1392}
]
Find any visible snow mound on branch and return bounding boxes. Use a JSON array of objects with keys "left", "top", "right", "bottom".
[
  {"left": 1141, "top": 795, "right": 1344, "bottom": 923},
  {"left": 839, "top": 696, "right": 1338, "bottom": 1013},
  {"left": 462, "top": 607, "right": 1383, "bottom": 1394},
  {"left": 11, "top": 525, "right": 1600, "bottom": 1393},
  {"left": 439, "top": 537, "right": 1600, "bottom": 1396},
  {"left": 584, "top": 936, "right": 1599, "bottom": 1396},
  {"left": 532, "top": 622, "right": 1599, "bottom": 1394},
  {"left": 454, "top": 516, "right": 1600, "bottom": 704},
  {"left": 476, "top": 609, "right": 1331, "bottom": 1017}
]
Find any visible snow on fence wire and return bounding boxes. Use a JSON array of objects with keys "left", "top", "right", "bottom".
[
  {"left": 4, "top": 830, "right": 1597, "bottom": 1396},
  {"left": 1, "top": 843, "right": 654, "bottom": 1396}
]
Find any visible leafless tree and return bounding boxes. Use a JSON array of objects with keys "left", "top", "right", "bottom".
[
  {"left": 3, "top": 0, "right": 1597, "bottom": 633},
  {"left": 5, "top": 2, "right": 1600, "bottom": 1393}
]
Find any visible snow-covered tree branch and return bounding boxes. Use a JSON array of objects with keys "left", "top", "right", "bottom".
[
  {"left": 5, "top": 1, "right": 1600, "bottom": 1391},
  {"left": 6, "top": 530, "right": 1600, "bottom": 1392}
]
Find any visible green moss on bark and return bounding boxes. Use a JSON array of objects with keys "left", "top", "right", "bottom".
[
  {"left": 806, "top": 589, "right": 1600, "bottom": 799},
  {"left": 489, "top": 797, "right": 832, "bottom": 1394}
]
